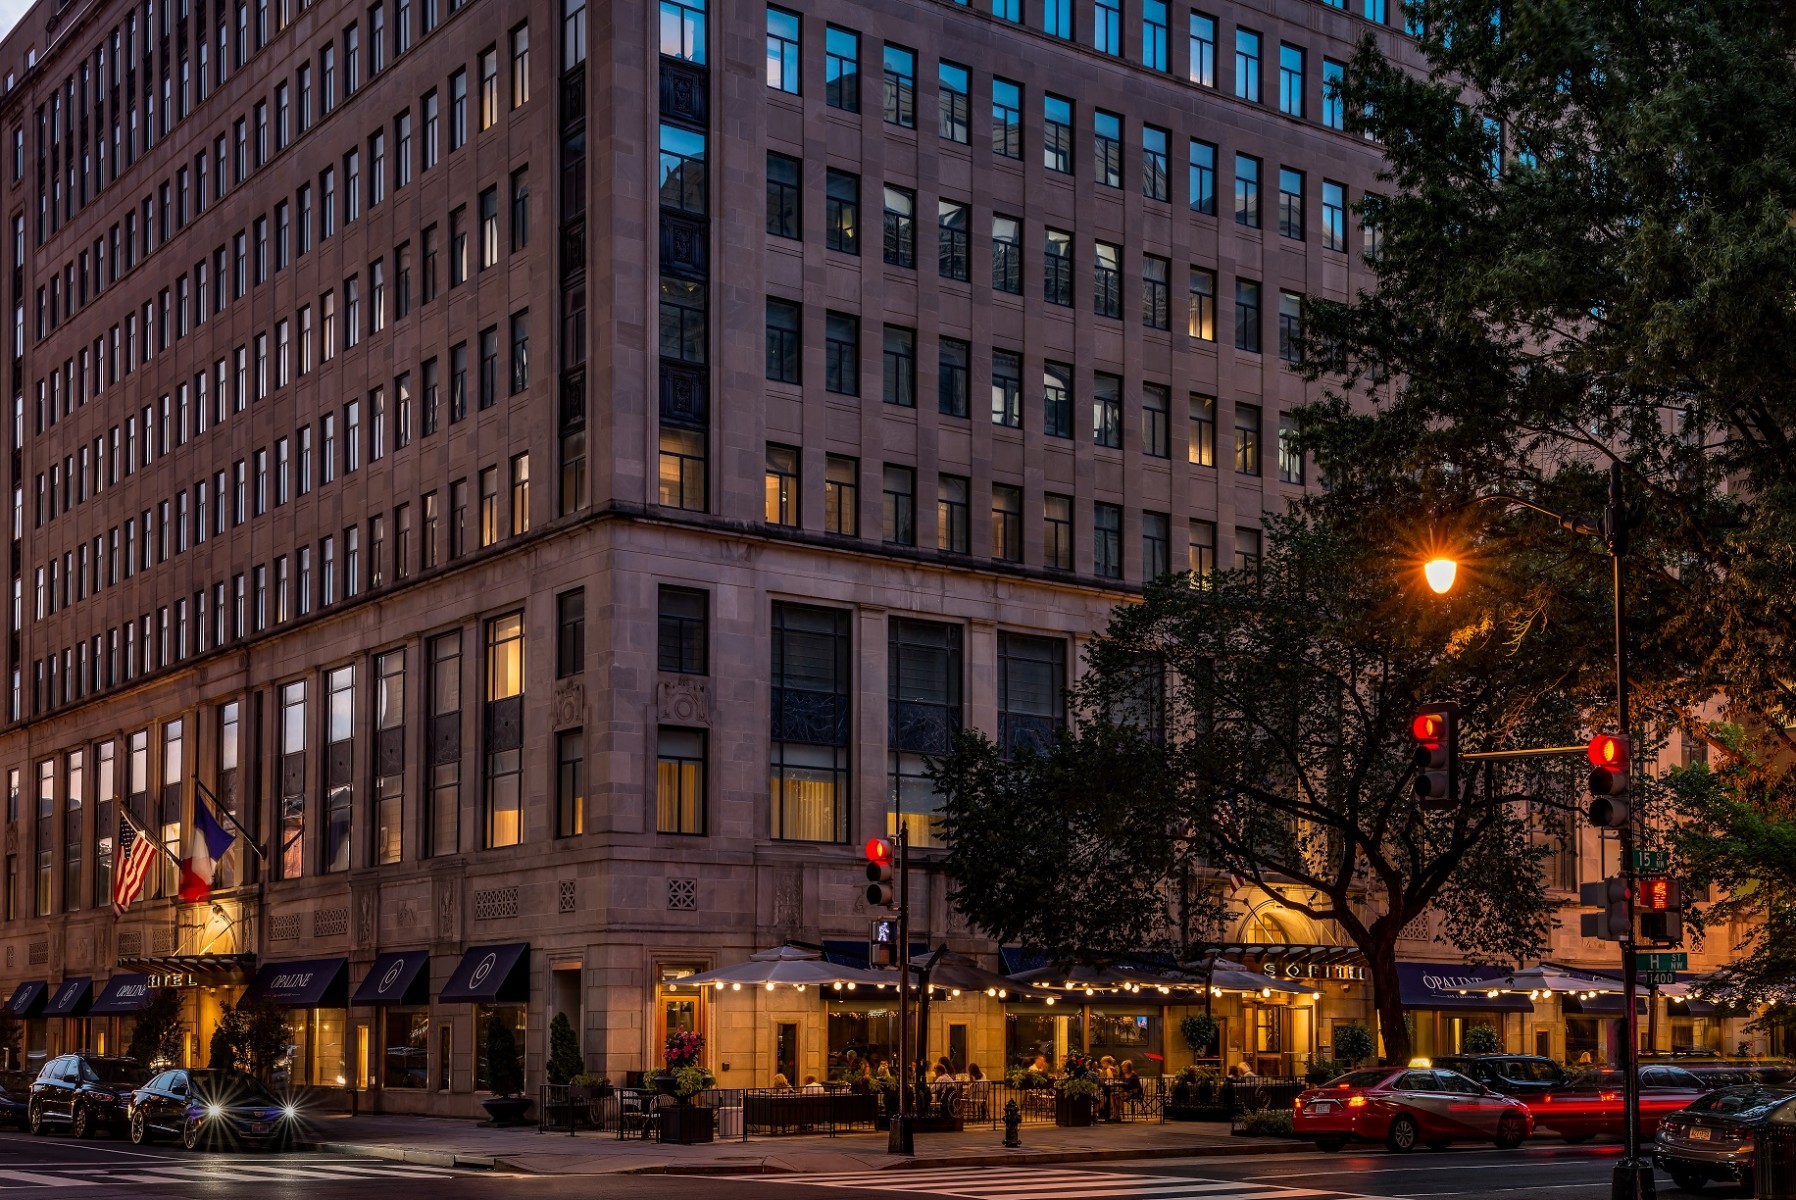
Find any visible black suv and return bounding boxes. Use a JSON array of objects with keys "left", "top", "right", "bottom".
[
  {"left": 1433, "top": 1054, "right": 1569, "bottom": 1097},
  {"left": 29, "top": 1054, "right": 150, "bottom": 1137}
]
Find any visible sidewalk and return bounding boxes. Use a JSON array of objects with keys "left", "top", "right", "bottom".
[{"left": 306, "top": 1112, "right": 1300, "bottom": 1175}]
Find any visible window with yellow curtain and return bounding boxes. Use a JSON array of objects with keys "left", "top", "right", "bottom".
[{"left": 769, "top": 603, "right": 850, "bottom": 842}]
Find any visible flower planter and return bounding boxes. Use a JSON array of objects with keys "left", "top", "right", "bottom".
[
  {"left": 1166, "top": 1104, "right": 1233, "bottom": 1122},
  {"left": 1055, "top": 1094, "right": 1095, "bottom": 1127},
  {"left": 660, "top": 1103, "right": 714, "bottom": 1145},
  {"left": 479, "top": 1096, "right": 534, "bottom": 1127}
]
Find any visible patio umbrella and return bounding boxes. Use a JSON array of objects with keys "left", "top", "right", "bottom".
[
  {"left": 907, "top": 950, "right": 1055, "bottom": 1001},
  {"left": 1008, "top": 961, "right": 1200, "bottom": 994},
  {"left": 672, "top": 945, "right": 893, "bottom": 992},
  {"left": 1457, "top": 965, "right": 1624, "bottom": 999},
  {"left": 1201, "top": 959, "right": 1315, "bottom": 997}
]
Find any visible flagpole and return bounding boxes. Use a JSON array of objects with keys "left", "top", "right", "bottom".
[
  {"left": 194, "top": 777, "right": 266, "bottom": 863},
  {"left": 118, "top": 803, "right": 183, "bottom": 873}
]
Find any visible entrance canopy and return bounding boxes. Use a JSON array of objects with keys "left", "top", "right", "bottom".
[
  {"left": 88, "top": 974, "right": 154, "bottom": 1015},
  {"left": 1396, "top": 962, "right": 1534, "bottom": 1012},
  {"left": 1465, "top": 965, "right": 1623, "bottom": 1000},
  {"left": 241, "top": 958, "right": 350, "bottom": 1008},
  {"left": 672, "top": 945, "right": 890, "bottom": 992},
  {"left": 3, "top": 981, "right": 46, "bottom": 1017},
  {"left": 351, "top": 950, "right": 431, "bottom": 1006},
  {"left": 43, "top": 977, "right": 93, "bottom": 1017},
  {"left": 439, "top": 943, "right": 530, "bottom": 1003}
]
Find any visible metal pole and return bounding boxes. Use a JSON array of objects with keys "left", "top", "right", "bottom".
[
  {"left": 1608, "top": 461, "right": 1652, "bottom": 1200},
  {"left": 888, "top": 824, "right": 913, "bottom": 1155}
]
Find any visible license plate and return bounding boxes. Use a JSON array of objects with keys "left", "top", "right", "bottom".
[
  {"left": 1688, "top": 1126, "right": 1710, "bottom": 1141},
  {"left": 250, "top": 1121, "right": 271, "bottom": 1135},
  {"left": 1308, "top": 1101, "right": 1335, "bottom": 1113}
]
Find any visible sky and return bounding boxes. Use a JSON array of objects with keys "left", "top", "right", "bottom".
[{"left": 0, "top": 0, "right": 27, "bottom": 53}]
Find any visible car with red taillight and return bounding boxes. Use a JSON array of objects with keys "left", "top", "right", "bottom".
[
  {"left": 1530, "top": 1065, "right": 1708, "bottom": 1142},
  {"left": 1293, "top": 1065, "right": 1533, "bottom": 1153},
  {"left": 1654, "top": 1085, "right": 1796, "bottom": 1192}
]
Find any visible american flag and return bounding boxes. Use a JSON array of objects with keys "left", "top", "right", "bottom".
[{"left": 111, "top": 809, "right": 158, "bottom": 918}]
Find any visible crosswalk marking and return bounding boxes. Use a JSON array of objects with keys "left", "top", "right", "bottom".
[
  {"left": 741, "top": 1167, "right": 1397, "bottom": 1200},
  {"left": 0, "top": 1171, "right": 98, "bottom": 1188},
  {"left": 0, "top": 1158, "right": 473, "bottom": 1188}
]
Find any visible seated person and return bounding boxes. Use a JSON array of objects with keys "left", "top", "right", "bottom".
[
  {"left": 1117, "top": 1060, "right": 1144, "bottom": 1097},
  {"left": 770, "top": 1073, "right": 793, "bottom": 1091}
]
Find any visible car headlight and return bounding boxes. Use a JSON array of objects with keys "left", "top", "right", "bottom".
[
  {"left": 206, "top": 1104, "right": 223, "bottom": 1118},
  {"left": 282, "top": 1105, "right": 299, "bottom": 1119}
]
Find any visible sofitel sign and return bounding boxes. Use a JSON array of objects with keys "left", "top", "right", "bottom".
[
  {"left": 144, "top": 973, "right": 195, "bottom": 988},
  {"left": 1262, "top": 962, "right": 1366, "bottom": 982}
]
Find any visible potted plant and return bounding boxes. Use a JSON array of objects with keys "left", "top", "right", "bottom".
[
  {"left": 479, "top": 1014, "right": 532, "bottom": 1126},
  {"left": 1180, "top": 1014, "right": 1219, "bottom": 1061},
  {"left": 1167, "top": 1065, "right": 1226, "bottom": 1120},
  {"left": 656, "top": 1031, "right": 715, "bottom": 1144},
  {"left": 1332, "top": 1024, "right": 1376, "bottom": 1069},
  {"left": 869, "top": 1068, "right": 897, "bottom": 1129},
  {"left": 1463, "top": 1024, "right": 1501, "bottom": 1055},
  {"left": 1055, "top": 1053, "right": 1101, "bottom": 1127}
]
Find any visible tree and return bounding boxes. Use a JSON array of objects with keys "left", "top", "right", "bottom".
[
  {"left": 127, "top": 989, "right": 185, "bottom": 1067},
  {"left": 0, "top": 1011, "right": 20, "bottom": 1071},
  {"left": 207, "top": 1001, "right": 290, "bottom": 1080},
  {"left": 546, "top": 1012, "right": 583, "bottom": 1086},
  {"left": 935, "top": 514, "right": 1587, "bottom": 1063},
  {"left": 483, "top": 1013, "right": 523, "bottom": 1097}
]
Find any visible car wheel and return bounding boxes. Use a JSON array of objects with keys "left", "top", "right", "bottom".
[
  {"left": 181, "top": 1119, "right": 202, "bottom": 1152},
  {"left": 129, "top": 1109, "right": 151, "bottom": 1146},
  {"left": 27, "top": 1101, "right": 46, "bottom": 1136},
  {"left": 1425, "top": 1139, "right": 1452, "bottom": 1151},
  {"left": 1386, "top": 1114, "right": 1419, "bottom": 1153},
  {"left": 71, "top": 1104, "right": 91, "bottom": 1139},
  {"left": 1314, "top": 1136, "right": 1347, "bottom": 1153},
  {"left": 1494, "top": 1114, "right": 1527, "bottom": 1150}
]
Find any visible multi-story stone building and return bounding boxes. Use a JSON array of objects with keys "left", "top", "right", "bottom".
[{"left": 0, "top": 0, "right": 1748, "bottom": 1114}]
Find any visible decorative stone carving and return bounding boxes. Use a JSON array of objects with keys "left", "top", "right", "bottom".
[
  {"left": 357, "top": 891, "right": 375, "bottom": 947},
  {"left": 438, "top": 880, "right": 458, "bottom": 940},
  {"left": 553, "top": 679, "right": 586, "bottom": 730},
  {"left": 774, "top": 868, "right": 803, "bottom": 932},
  {"left": 314, "top": 908, "right": 349, "bottom": 938},
  {"left": 667, "top": 878, "right": 696, "bottom": 911},
  {"left": 657, "top": 677, "right": 711, "bottom": 727},
  {"left": 397, "top": 902, "right": 418, "bottom": 929}
]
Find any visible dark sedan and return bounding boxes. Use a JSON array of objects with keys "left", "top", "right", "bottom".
[
  {"left": 129, "top": 1069, "right": 301, "bottom": 1151},
  {"left": 28, "top": 1054, "right": 149, "bottom": 1137},
  {"left": 1654, "top": 1084, "right": 1796, "bottom": 1192},
  {"left": 1432, "top": 1054, "right": 1570, "bottom": 1098},
  {"left": 0, "top": 1071, "right": 32, "bottom": 1126}
]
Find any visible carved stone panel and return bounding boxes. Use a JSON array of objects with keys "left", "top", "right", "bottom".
[
  {"left": 774, "top": 868, "right": 803, "bottom": 934},
  {"left": 437, "top": 880, "right": 458, "bottom": 942},
  {"left": 656, "top": 678, "right": 710, "bottom": 727},
  {"left": 553, "top": 680, "right": 585, "bottom": 730}
]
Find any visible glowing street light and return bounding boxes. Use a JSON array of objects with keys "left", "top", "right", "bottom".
[{"left": 1423, "top": 557, "right": 1459, "bottom": 594}]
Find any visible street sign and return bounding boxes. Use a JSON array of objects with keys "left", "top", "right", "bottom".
[
  {"left": 1640, "top": 970, "right": 1679, "bottom": 986},
  {"left": 1630, "top": 849, "right": 1669, "bottom": 872},
  {"left": 1638, "top": 952, "right": 1688, "bottom": 971}
]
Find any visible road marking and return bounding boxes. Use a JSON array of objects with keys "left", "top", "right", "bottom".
[
  {"left": 739, "top": 1166, "right": 1403, "bottom": 1200},
  {"left": 0, "top": 1170, "right": 99, "bottom": 1188}
]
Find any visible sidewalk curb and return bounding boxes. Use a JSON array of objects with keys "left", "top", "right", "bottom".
[
  {"left": 317, "top": 1140, "right": 500, "bottom": 1170},
  {"left": 622, "top": 1139, "right": 1298, "bottom": 1175}
]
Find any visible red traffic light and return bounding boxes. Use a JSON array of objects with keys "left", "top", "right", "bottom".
[
  {"left": 864, "top": 837, "right": 893, "bottom": 866},
  {"left": 1587, "top": 734, "right": 1629, "bottom": 770},
  {"left": 1412, "top": 713, "right": 1445, "bottom": 743}
]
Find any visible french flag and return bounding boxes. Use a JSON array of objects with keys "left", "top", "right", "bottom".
[{"left": 178, "top": 791, "right": 237, "bottom": 903}]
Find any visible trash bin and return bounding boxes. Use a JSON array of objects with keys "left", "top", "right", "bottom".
[{"left": 1756, "top": 1121, "right": 1796, "bottom": 1200}]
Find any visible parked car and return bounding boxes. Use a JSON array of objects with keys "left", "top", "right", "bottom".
[
  {"left": 1293, "top": 1066, "right": 1533, "bottom": 1153},
  {"left": 1653, "top": 1084, "right": 1796, "bottom": 1192},
  {"left": 128, "top": 1068, "right": 301, "bottom": 1151},
  {"left": 1639, "top": 1057, "right": 1796, "bottom": 1088},
  {"left": 1432, "top": 1054, "right": 1570, "bottom": 1097},
  {"left": 28, "top": 1054, "right": 149, "bottom": 1137},
  {"left": 1530, "top": 1065, "right": 1708, "bottom": 1142},
  {"left": 0, "top": 1071, "right": 34, "bottom": 1126}
]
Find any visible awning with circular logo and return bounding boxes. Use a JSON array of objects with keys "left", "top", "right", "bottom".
[
  {"left": 438, "top": 943, "right": 529, "bottom": 1004},
  {"left": 43, "top": 977, "right": 93, "bottom": 1017},
  {"left": 350, "top": 950, "right": 431, "bottom": 1007},
  {"left": 240, "top": 958, "right": 350, "bottom": 1008},
  {"left": 88, "top": 973, "right": 154, "bottom": 1015},
  {"left": 3, "top": 981, "right": 47, "bottom": 1017}
]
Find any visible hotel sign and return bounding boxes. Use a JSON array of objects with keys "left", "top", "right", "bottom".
[
  {"left": 1263, "top": 961, "right": 1366, "bottom": 982},
  {"left": 145, "top": 972, "right": 198, "bottom": 988}
]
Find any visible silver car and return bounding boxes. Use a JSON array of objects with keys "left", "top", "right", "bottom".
[{"left": 1653, "top": 1084, "right": 1796, "bottom": 1192}]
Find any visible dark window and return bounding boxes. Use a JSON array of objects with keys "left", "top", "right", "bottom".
[
  {"left": 766, "top": 298, "right": 801, "bottom": 383},
  {"left": 882, "top": 185, "right": 915, "bottom": 268},
  {"left": 1189, "top": 139, "right": 1216, "bottom": 215},
  {"left": 1143, "top": 384, "right": 1170, "bottom": 457},
  {"left": 1142, "top": 511, "right": 1170, "bottom": 581},
  {"left": 882, "top": 325, "right": 915, "bottom": 407},
  {"left": 1279, "top": 291, "right": 1304, "bottom": 364},
  {"left": 1043, "top": 362, "right": 1072, "bottom": 439},
  {"left": 1235, "top": 154, "right": 1261, "bottom": 228},
  {"left": 1278, "top": 166, "right": 1304, "bottom": 240},
  {"left": 1235, "top": 402, "right": 1262, "bottom": 475},
  {"left": 938, "top": 338, "right": 970, "bottom": 417},
  {"left": 1235, "top": 279, "right": 1262, "bottom": 353},
  {"left": 992, "top": 350, "right": 1022, "bottom": 428},
  {"left": 883, "top": 465, "right": 915, "bottom": 545},
  {"left": 1143, "top": 255, "right": 1170, "bottom": 329},
  {"left": 657, "top": 586, "right": 708, "bottom": 675},
  {"left": 825, "top": 26, "right": 859, "bottom": 111},
  {"left": 556, "top": 588, "right": 585, "bottom": 678},
  {"left": 766, "top": 152, "right": 801, "bottom": 239},
  {"left": 998, "top": 632, "right": 1065, "bottom": 758},
  {"left": 825, "top": 169, "right": 859, "bottom": 253},
  {"left": 887, "top": 619, "right": 962, "bottom": 847},
  {"left": 938, "top": 200, "right": 969, "bottom": 281},
  {"left": 826, "top": 312, "right": 860, "bottom": 395},
  {"left": 1093, "top": 373, "right": 1122, "bottom": 448},
  {"left": 991, "top": 483, "right": 1022, "bottom": 560},
  {"left": 1044, "top": 493, "right": 1073, "bottom": 569},
  {"left": 1093, "top": 502, "right": 1122, "bottom": 578},
  {"left": 937, "top": 474, "right": 969, "bottom": 553}
]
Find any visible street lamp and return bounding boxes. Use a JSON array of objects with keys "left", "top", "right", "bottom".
[{"left": 1421, "top": 462, "right": 1653, "bottom": 1200}]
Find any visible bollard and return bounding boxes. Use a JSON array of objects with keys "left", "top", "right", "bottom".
[{"left": 1002, "top": 1099, "right": 1022, "bottom": 1148}]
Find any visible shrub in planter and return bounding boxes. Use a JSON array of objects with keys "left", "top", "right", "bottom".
[
  {"left": 1332, "top": 1023, "right": 1376, "bottom": 1068},
  {"left": 547, "top": 1013, "right": 584, "bottom": 1086},
  {"left": 1179, "top": 1014, "right": 1219, "bottom": 1057},
  {"left": 1305, "top": 1058, "right": 1341, "bottom": 1086},
  {"left": 1463, "top": 1024, "right": 1501, "bottom": 1055},
  {"left": 1237, "top": 1108, "right": 1295, "bottom": 1137}
]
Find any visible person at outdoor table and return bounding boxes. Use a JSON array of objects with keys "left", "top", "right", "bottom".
[
  {"left": 1229, "top": 1061, "right": 1255, "bottom": 1079},
  {"left": 1117, "top": 1060, "right": 1144, "bottom": 1098},
  {"left": 770, "top": 1073, "right": 793, "bottom": 1090},
  {"left": 1030, "top": 1053, "right": 1052, "bottom": 1075},
  {"left": 1099, "top": 1055, "right": 1118, "bottom": 1080},
  {"left": 967, "top": 1063, "right": 985, "bottom": 1082},
  {"left": 801, "top": 1075, "right": 824, "bottom": 1091}
]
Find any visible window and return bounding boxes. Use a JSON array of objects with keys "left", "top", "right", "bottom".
[
  {"left": 882, "top": 45, "right": 915, "bottom": 128},
  {"left": 882, "top": 465, "right": 915, "bottom": 545},
  {"left": 1094, "top": 110, "right": 1122, "bottom": 188},
  {"left": 1142, "top": 511, "right": 1171, "bottom": 582},
  {"left": 1189, "top": 519, "right": 1216, "bottom": 577},
  {"left": 1189, "top": 393, "right": 1216, "bottom": 466},
  {"left": 765, "top": 7, "right": 800, "bottom": 94},
  {"left": 766, "top": 152, "right": 800, "bottom": 239},
  {"left": 1235, "top": 154, "right": 1261, "bottom": 227},
  {"left": 658, "top": 428, "right": 707, "bottom": 511},
  {"left": 450, "top": 68, "right": 468, "bottom": 149},
  {"left": 1188, "top": 267, "right": 1216, "bottom": 340},
  {"left": 881, "top": 325, "right": 914, "bottom": 406},
  {"left": 1093, "top": 241, "right": 1122, "bottom": 319},
  {"left": 1190, "top": 139, "right": 1217, "bottom": 215},
  {"left": 991, "top": 77, "right": 1021, "bottom": 158},
  {"left": 826, "top": 312, "right": 860, "bottom": 396},
  {"left": 1364, "top": 191, "right": 1385, "bottom": 260},
  {"left": 1365, "top": 0, "right": 1387, "bottom": 22},
  {"left": 1189, "top": 12, "right": 1216, "bottom": 87},
  {"left": 1045, "top": 0, "right": 1072, "bottom": 36},
  {"left": 510, "top": 24, "right": 529, "bottom": 108},
  {"left": 1094, "top": 503, "right": 1122, "bottom": 578},
  {"left": 554, "top": 588, "right": 586, "bottom": 679},
  {"left": 556, "top": 729, "right": 585, "bottom": 839},
  {"left": 482, "top": 612, "right": 525, "bottom": 849},
  {"left": 450, "top": 205, "right": 467, "bottom": 284},
  {"left": 1043, "top": 94, "right": 1072, "bottom": 174},
  {"left": 1235, "top": 526, "right": 1262, "bottom": 574},
  {"left": 999, "top": 632, "right": 1065, "bottom": 757},
  {"left": 882, "top": 185, "right": 915, "bottom": 268},
  {"left": 510, "top": 452, "right": 530, "bottom": 534},
  {"left": 825, "top": 455, "right": 858, "bottom": 536},
  {"left": 424, "top": 631, "right": 459, "bottom": 857},
  {"left": 990, "top": 483, "right": 1022, "bottom": 560},
  {"left": 825, "top": 169, "right": 859, "bottom": 253},
  {"left": 658, "top": 279, "right": 705, "bottom": 365},
  {"left": 1322, "top": 58, "right": 1346, "bottom": 130},
  {"left": 480, "top": 186, "right": 501, "bottom": 265},
  {"left": 937, "top": 200, "right": 969, "bottom": 281},
  {"left": 1044, "top": 493, "right": 1073, "bottom": 570},
  {"left": 770, "top": 603, "right": 851, "bottom": 842},
  {"left": 938, "top": 62, "right": 969, "bottom": 143},
  {"left": 1278, "top": 43, "right": 1303, "bottom": 117},
  {"left": 1235, "top": 28, "right": 1260, "bottom": 102},
  {"left": 825, "top": 26, "right": 859, "bottom": 111},
  {"left": 1095, "top": 0, "right": 1121, "bottom": 53},
  {"left": 991, "top": 349, "right": 1022, "bottom": 428},
  {"left": 660, "top": 0, "right": 705, "bottom": 62},
  {"left": 478, "top": 326, "right": 499, "bottom": 408},
  {"left": 1143, "top": 256, "right": 1171, "bottom": 329},
  {"left": 1322, "top": 180, "right": 1347, "bottom": 252},
  {"left": 1279, "top": 167, "right": 1305, "bottom": 240},
  {"left": 658, "top": 126, "right": 707, "bottom": 218},
  {"left": 1044, "top": 228, "right": 1073, "bottom": 306},
  {"left": 1278, "top": 291, "right": 1304, "bottom": 364},
  {"left": 1093, "top": 373, "right": 1122, "bottom": 448},
  {"left": 423, "top": 90, "right": 439, "bottom": 168},
  {"left": 764, "top": 444, "right": 799, "bottom": 526},
  {"left": 937, "top": 475, "right": 969, "bottom": 553},
  {"left": 1235, "top": 279, "right": 1262, "bottom": 352},
  {"left": 766, "top": 298, "right": 801, "bottom": 383},
  {"left": 1143, "top": 0, "right": 1169, "bottom": 69},
  {"left": 1234, "top": 402, "right": 1261, "bottom": 474},
  {"left": 1278, "top": 413, "right": 1305, "bottom": 484},
  {"left": 1142, "top": 125, "right": 1170, "bottom": 200},
  {"left": 938, "top": 338, "right": 970, "bottom": 417},
  {"left": 1143, "top": 384, "right": 1170, "bottom": 457},
  {"left": 992, "top": 215, "right": 1022, "bottom": 294},
  {"left": 656, "top": 728, "right": 704, "bottom": 834},
  {"left": 509, "top": 169, "right": 529, "bottom": 250},
  {"left": 658, "top": 587, "right": 708, "bottom": 674},
  {"left": 1043, "top": 361, "right": 1073, "bottom": 439},
  {"left": 887, "top": 619, "right": 962, "bottom": 847}
]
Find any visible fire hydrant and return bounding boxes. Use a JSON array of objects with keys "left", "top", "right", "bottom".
[{"left": 1002, "top": 1099, "right": 1022, "bottom": 1148}]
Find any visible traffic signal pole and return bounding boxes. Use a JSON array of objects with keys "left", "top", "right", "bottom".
[{"left": 888, "top": 822, "right": 913, "bottom": 1156}]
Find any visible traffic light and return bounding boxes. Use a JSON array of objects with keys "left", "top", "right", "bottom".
[
  {"left": 1586, "top": 734, "right": 1631, "bottom": 829},
  {"left": 864, "top": 837, "right": 896, "bottom": 908},
  {"left": 868, "top": 917, "right": 899, "bottom": 968},
  {"left": 1638, "top": 875, "right": 1684, "bottom": 945},
  {"left": 1579, "top": 877, "right": 1630, "bottom": 941},
  {"left": 1410, "top": 705, "right": 1459, "bottom": 811}
]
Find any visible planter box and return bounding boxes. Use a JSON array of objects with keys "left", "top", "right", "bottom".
[
  {"left": 479, "top": 1096, "right": 533, "bottom": 1127},
  {"left": 1055, "top": 1094, "right": 1095, "bottom": 1128},
  {"left": 1166, "top": 1104, "right": 1233, "bottom": 1122},
  {"left": 908, "top": 1113, "right": 964, "bottom": 1134},
  {"left": 660, "top": 1103, "right": 715, "bottom": 1145}
]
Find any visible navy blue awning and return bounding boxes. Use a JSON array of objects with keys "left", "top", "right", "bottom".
[
  {"left": 241, "top": 958, "right": 349, "bottom": 1008},
  {"left": 88, "top": 974, "right": 154, "bottom": 1015},
  {"left": 3, "top": 981, "right": 46, "bottom": 1017},
  {"left": 43, "top": 977, "right": 92, "bottom": 1017},
  {"left": 439, "top": 944, "right": 529, "bottom": 1003},
  {"left": 351, "top": 950, "right": 431, "bottom": 1006},
  {"left": 1395, "top": 962, "right": 1534, "bottom": 1012}
]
